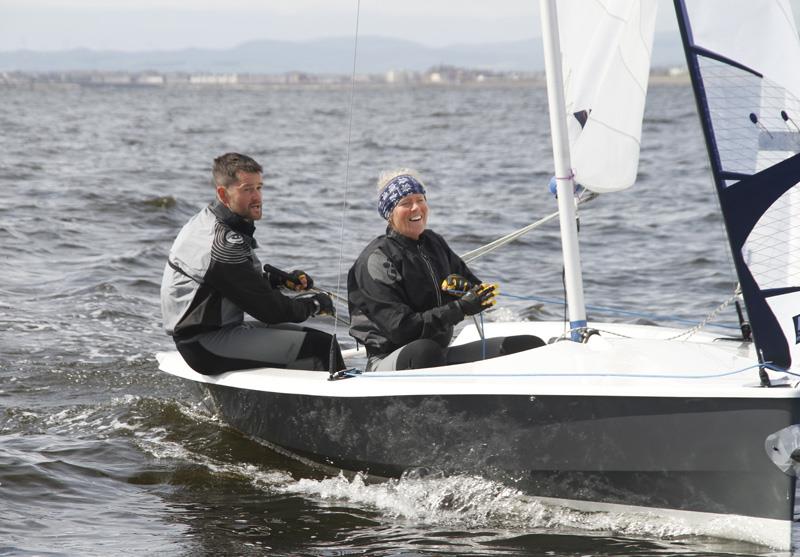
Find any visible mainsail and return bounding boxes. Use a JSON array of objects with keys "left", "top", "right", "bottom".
[
  {"left": 557, "top": 0, "right": 658, "bottom": 192},
  {"left": 676, "top": 0, "right": 800, "bottom": 369}
]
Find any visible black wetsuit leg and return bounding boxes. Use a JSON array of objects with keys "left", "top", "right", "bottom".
[
  {"left": 445, "top": 335, "right": 545, "bottom": 365},
  {"left": 373, "top": 338, "right": 446, "bottom": 371},
  {"left": 175, "top": 322, "right": 344, "bottom": 375}
]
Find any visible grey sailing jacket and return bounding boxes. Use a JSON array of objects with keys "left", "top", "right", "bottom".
[{"left": 160, "top": 200, "right": 315, "bottom": 338}]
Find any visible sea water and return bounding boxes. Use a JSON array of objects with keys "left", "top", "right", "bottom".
[{"left": 0, "top": 81, "right": 775, "bottom": 556}]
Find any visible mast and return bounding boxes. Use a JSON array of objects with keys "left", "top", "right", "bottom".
[{"left": 540, "top": 0, "right": 587, "bottom": 340}]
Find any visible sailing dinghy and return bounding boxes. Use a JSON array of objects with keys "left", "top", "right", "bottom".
[{"left": 157, "top": 0, "right": 800, "bottom": 549}]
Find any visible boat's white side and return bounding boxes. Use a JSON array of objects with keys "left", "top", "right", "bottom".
[
  {"left": 155, "top": 320, "right": 800, "bottom": 550},
  {"left": 156, "top": 321, "right": 800, "bottom": 400}
]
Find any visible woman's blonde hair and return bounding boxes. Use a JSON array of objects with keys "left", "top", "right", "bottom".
[{"left": 376, "top": 168, "right": 426, "bottom": 193}]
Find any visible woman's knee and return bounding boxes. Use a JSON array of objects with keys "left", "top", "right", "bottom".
[
  {"left": 500, "top": 335, "right": 545, "bottom": 355},
  {"left": 394, "top": 339, "right": 446, "bottom": 370}
]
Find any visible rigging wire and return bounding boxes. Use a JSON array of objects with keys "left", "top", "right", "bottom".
[
  {"left": 330, "top": 0, "right": 362, "bottom": 342},
  {"left": 461, "top": 191, "right": 598, "bottom": 263},
  {"left": 498, "top": 291, "right": 741, "bottom": 331},
  {"left": 460, "top": 186, "right": 740, "bottom": 339}
]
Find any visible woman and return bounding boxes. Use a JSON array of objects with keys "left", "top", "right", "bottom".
[{"left": 347, "top": 169, "right": 544, "bottom": 371}]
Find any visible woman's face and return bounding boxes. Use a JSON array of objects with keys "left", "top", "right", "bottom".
[{"left": 389, "top": 193, "right": 428, "bottom": 240}]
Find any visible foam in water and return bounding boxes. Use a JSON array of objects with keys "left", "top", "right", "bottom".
[
  {"left": 138, "top": 433, "right": 296, "bottom": 489},
  {"left": 275, "top": 470, "right": 782, "bottom": 548}
]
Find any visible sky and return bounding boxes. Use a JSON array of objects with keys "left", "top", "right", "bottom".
[{"left": 0, "top": 0, "right": 686, "bottom": 52}]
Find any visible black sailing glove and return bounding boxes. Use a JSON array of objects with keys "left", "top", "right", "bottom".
[
  {"left": 297, "top": 292, "right": 335, "bottom": 317},
  {"left": 264, "top": 264, "right": 314, "bottom": 291},
  {"left": 458, "top": 283, "right": 498, "bottom": 316},
  {"left": 286, "top": 270, "right": 314, "bottom": 291}
]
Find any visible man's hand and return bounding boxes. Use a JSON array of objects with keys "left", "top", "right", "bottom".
[
  {"left": 298, "top": 292, "right": 335, "bottom": 317},
  {"left": 285, "top": 270, "right": 314, "bottom": 291},
  {"left": 264, "top": 264, "right": 314, "bottom": 291}
]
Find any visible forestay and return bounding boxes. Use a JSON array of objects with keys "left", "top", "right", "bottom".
[
  {"left": 557, "top": 0, "right": 657, "bottom": 192},
  {"left": 676, "top": 0, "right": 800, "bottom": 369}
]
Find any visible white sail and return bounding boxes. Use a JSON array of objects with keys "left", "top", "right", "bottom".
[
  {"left": 557, "top": 0, "right": 657, "bottom": 193},
  {"left": 679, "top": 0, "right": 800, "bottom": 369},
  {"left": 685, "top": 1, "right": 800, "bottom": 179},
  {"left": 685, "top": 1, "right": 800, "bottom": 100}
]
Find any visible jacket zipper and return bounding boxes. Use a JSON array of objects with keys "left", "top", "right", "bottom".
[{"left": 418, "top": 245, "right": 442, "bottom": 305}]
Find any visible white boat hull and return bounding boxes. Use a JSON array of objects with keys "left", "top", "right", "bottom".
[{"left": 156, "top": 321, "right": 800, "bottom": 550}]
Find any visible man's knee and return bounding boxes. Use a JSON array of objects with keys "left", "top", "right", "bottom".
[
  {"left": 176, "top": 339, "right": 266, "bottom": 374},
  {"left": 295, "top": 327, "right": 344, "bottom": 371}
]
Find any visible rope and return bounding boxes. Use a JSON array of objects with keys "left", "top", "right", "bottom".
[
  {"left": 330, "top": 0, "right": 362, "bottom": 341},
  {"left": 459, "top": 189, "right": 740, "bottom": 340},
  {"left": 499, "top": 292, "right": 740, "bottom": 331},
  {"left": 353, "top": 362, "right": 788, "bottom": 380},
  {"left": 504, "top": 290, "right": 741, "bottom": 343},
  {"left": 662, "top": 292, "right": 738, "bottom": 340},
  {"left": 480, "top": 312, "right": 486, "bottom": 359},
  {"left": 461, "top": 191, "right": 598, "bottom": 264}
]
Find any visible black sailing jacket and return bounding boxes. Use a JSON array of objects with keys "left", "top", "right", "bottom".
[{"left": 347, "top": 227, "right": 479, "bottom": 358}]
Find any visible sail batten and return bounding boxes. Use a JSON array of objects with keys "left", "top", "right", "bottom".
[{"left": 689, "top": 46, "right": 761, "bottom": 77}]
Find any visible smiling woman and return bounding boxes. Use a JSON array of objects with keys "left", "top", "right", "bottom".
[
  {"left": 390, "top": 192, "right": 428, "bottom": 240},
  {"left": 346, "top": 167, "right": 544, "bottom": 372},
  {"left": 378, "top": 169, "right": 429, "bottom": 240}
]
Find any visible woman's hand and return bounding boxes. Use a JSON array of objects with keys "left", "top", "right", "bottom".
[{"left": 458, "top": 283, "right": 498, "bottom": 315}]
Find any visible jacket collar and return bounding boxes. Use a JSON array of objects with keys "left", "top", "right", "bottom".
[
  {"left": 386, "top": 226, "right": 429, "bottom": 248},
  {"left": 210, "top": 200, "right": 258, "bottom": 246}
]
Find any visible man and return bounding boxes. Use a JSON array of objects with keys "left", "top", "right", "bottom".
[{"left": 160, "top": 152, "right": 342, "bottom": 374}]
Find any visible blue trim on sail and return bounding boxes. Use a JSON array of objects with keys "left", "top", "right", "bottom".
[
  {"left": 763, "top": 286, "right": 800, "bottom": 298},
  {"left": 673, "top": 0, "right": 724, "bottom": 185},
  {"left": 720, "top": 154, "right": 800, "bottom": 246},
  {"left": 674, "top": 0, "right": 798, "bottom": 368},
  {"left": 720, "top": 171, "right": 752, "bottom": 181},
  {"left": 688, "top": 45, "right": 762, "bottom": 78},
  {"left": 718, "top": 153, "right": 800, "bottom": 367}
]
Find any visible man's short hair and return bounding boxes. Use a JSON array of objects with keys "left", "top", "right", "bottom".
[{"left": 212, "top": 153, "right": 263, "bottom": 188}]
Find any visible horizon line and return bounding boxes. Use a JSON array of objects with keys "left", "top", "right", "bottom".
[{"left": 0, "top": 31, "right": 685, "bottom": 55}]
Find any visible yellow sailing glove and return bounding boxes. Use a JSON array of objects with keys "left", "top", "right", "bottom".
[{"left": 440, "top": 274, "right": 473, "bottom": 297}]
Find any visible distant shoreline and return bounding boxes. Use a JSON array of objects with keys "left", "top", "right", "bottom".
[{"left": 0, "top": 67, "right": 691, "bottom": 89}]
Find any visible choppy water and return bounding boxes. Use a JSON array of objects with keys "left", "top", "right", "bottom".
[{"left": 0, "top": 81, "right": 773, "bottom": 556}]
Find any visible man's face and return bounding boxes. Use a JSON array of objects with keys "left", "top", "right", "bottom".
[{"left": 218, "top": 171, "right": 263, "bottom": 221}]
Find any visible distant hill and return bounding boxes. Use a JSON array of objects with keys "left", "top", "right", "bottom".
[{"left": 0, "top": 33, "right": 686, "bottom": 74}]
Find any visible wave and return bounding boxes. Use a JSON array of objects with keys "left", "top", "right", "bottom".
[{"left": 275, "top": 471, "right": 768, "bottom": 553}]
